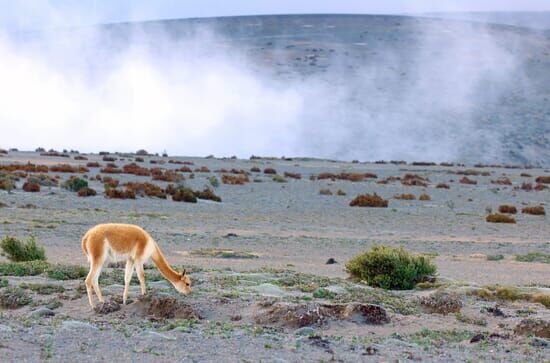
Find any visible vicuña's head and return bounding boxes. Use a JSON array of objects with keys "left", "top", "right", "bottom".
[{"left": 172, "top": 269, "right": 192, "bottom": 295}]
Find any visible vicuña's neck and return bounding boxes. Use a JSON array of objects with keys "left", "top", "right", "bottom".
[{"left": 151, "top": 243, "right": 180, "bottom": 283}]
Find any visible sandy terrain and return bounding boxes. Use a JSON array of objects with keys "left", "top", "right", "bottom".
[{"left": 0, "top": 151, "right": 548, "bottom": 362}]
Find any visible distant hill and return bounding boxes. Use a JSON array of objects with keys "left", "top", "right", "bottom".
[
  {"left": 16, "top": 14, "right": 550, "bottom": 165},
  {"left": 422, "top": 11, "right": 550, "bottom": 30}
]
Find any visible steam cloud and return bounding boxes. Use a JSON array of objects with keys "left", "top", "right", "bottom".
[{"left": 0, "top": 17, "right": 523, "bottom": 162}]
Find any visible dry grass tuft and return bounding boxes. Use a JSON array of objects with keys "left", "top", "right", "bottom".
[
  {"left": 401, "top": 174, "right": 428, "bottom": 187},
  {"left": 349, "top": 193, "right": 388, "bottom": 207},
  {"left": 22, "top": 181, "right": 40, "bottom": 192},
  {"left": 222, "top": 174, "right": 249, "bottom": 185},
  {"left": 74, "top": 155, "right": 88, "bottom": 160},
  {"left": 151, "top": 169, "right": 183, "bottom": 183},
  {"left": 105, "top": 188, "right": 136, "bottom": 199},
  {"left": 436, "top": 183, "right": 450, "bottom": 189},
  {"left": 263, "top": 167, "right": 277, "bottom": 175},
  {"left": 419, "top": 193, "right": 431, "bottom": 201},
  {"left": 100, "top": 166, "right": 122, "bottom": 174},
  {"left": 394, "top": 193, "right": 415, "bottom": 200},
  {"left": 498, "top": 205, "right": 517, "bottom": 214},
  {"left": 486, "top": 213, "right": 516, "bottom": 224},
  {"left": 491, "top": 177, "right": 512, "bottom": 185},
  {"left": 250, "top": 166, "right": 261, "bottom": 173},
  {"left": 521, "top": 206, "right": 545, "bottom": 216},
  {"left": 535, "top": 176, "right": 550, "bottom": 184},
  {"left": 122, "top": 163, "right": 151, "bottom": 176},
  {"left": 319, "top": 188, "right": 332, "bottom": 195},
  {"left": 172, "top": 188, "right": 197, "bottom": 203},
  {"left": 77, "top": 187, "right": 97, "bottom": 197},
  {"left": 124, "top": 182, "right": 166, "bottom": 199},
  {"left": 102, "top": 176, "right": 119, "bottom": 188},
  {"left": 284, "top": 171, "right": 302, "bottom": 179},
  {"left": 86, "top": 162, "right": 101, "bottom": 168},
  {"left": 49, "top": 164, "right": 88, "bottom": 173},
  {"left": 459, "top": 176, "right": 477, "bottom": 185},
  {"left": 336, "top": 189, "right": 347, "bottom": 196}
]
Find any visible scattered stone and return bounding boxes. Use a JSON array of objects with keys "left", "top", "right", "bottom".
[
  {"left": 530, "top": 337, "right": 549, "bottom": 348},
  {"left": 364, "top": 346, "right": 378, "bottom": 355},
  {"left": 255, "top": 302, "right": 389, "bottom": 328},
  {"left": 28, "top": 307, "right": 55, "bottom": 318},
  {"left": 470, "top": 333, "right": 486, "bottom": 343},
  {"left": 325, "top": 258, "right": 337, "bottom": 264},
  {"left": 294, "top": 327, "right": 316, "bottom": 336}
]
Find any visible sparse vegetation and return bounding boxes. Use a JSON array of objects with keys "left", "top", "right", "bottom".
[
  {"left": 421, "top": 291, "right": 462, "bottom": 314},
  {"left": 319, "top": 188, "right": 332, "bottom": 195},
  {"left": 22, "top": 181, "right": 40, "bottom": 192},
  {"left": 105, "top": 188, "right": 136, "bottom": 199},
  {"left": 349, "top": 193, "right": 388, "bottom": 207},
  {"left": 62, "top": 176, "right": 88, "bottom": 192},
  {"left": 0, "top": 287, "right": 32, "bottom": 308},
  {"left": 172, "top": 187, "right": 197, "bottom": 203},
  {"left": 459, "top": 176, "right": 477, "bottom": 185},
  {"left": 419, "top": 193, "right": 431, "bottom": 201},
  {"left": 222, "top": 174, "right": 249, "bottom": 185},
  {"left": 498, "top": 205, "right": 517, "bottom": 214},
  {"left": 208, "top": 176, "right": 220, "bottom": 187},
  {"left": 77, "top": 187, "right": 97, "bottom": 197},
  {"left": 521, "top": 206, "right": 545, "bottom": 215},
  {"left": 436, "top": 183, "right": 450, "bottom": 189},
  {"left": 284, "top": 172, "right": 301, "bottom": 179},
  {"left": 345, "top": 246, "right": 436, "bottom": 290},
  {"left": 394, "top": 193, "right": 415, "bottom": 200},
  {"left": 486, "top": 213, "right": 516, "bottom": 223},
  {"left": 515, "top": 252, "right": 550, "bottom": 264},
  {"left": 263, "top": 168, "right": 277, "bottom": 175},
  {"left": 486, "top": 254, "right": 504, "bottom": 261},
  {"left": 0, "top": 236, "right": 46, "bottom": 262}
]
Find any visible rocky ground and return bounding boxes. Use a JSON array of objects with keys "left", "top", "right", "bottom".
[{"left": 0, "top": 150, "right": 549, "bottom": 362}]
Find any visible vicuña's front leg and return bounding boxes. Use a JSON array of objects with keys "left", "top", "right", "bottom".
[
  {"left": 135, "top": 262, "right": 147, "bottom": 296},
  {"left": 123, "top": 259, "right": 135, "bottom": 305}
]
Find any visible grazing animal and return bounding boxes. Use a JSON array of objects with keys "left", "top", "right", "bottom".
[{"left": 81, "top": 223, "right": 191, "bottom": 308}]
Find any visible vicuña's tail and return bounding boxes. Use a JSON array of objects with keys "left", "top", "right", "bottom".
[{"left": 81, "top": 232, "right": 90, "bottom": 262}]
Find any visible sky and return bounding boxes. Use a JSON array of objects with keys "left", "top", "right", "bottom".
[{"left": 1, "top": 0, "right": 550, "bottom": 30}]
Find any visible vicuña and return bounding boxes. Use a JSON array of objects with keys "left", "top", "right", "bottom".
[{"left": 81, "top": 223, "right": 191, "bottom": 308}]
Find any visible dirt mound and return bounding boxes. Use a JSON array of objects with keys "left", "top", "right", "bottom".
[
  {"left": 130, "top": 294, "right": 201, "bottom": 320},
  {"left": 514, "top": 319, "right": 550, "bottom": 339},
  {"left": 254, "top": 301, "right": 389, "bottom": 328},
  {"left": 93, "top": 299, "right": 121, "bottom": 314}
]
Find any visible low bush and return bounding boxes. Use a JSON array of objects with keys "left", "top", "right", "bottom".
[
  {"left": 124, "top": 182, "right": 166, "bottom": 199},
  {"left": 535, "top": 176, "right": 550, "bottom": 184},
  {"left": 263, "top": 167, "right": 277, "bottom": 175},
  {"left": 486, "top": 254, "right": 504, "bottom": 261},
  {"left": 102, "top": 176, "right": 119, "bottom": 188},
  {"left": 284, "top": 172, "right": 301, "bottom": 179},
  {"left": 345, "top": 246, "right": 436, "bottom": 290},
  {"left": 459, "top": 176, "right": 477, "bottom": 185},
  {"left": 152, "top": 170, "right": 183, "bottom": 183},
  {"left": 105, "top": 188, "right": 136, "bottom": 199},
  {"left": 272, "top": 175, "right": 287, "bottom": 183},
  {"left": 319, "top": 188, "right": 332, "bottom": 195},
  {"left": 421, "top": 291, "right": 462, "bottom": 314},
  {"left": 222, "top": 174, "right": 249, "bottom": 185},
  {"left": 498, "top": 205, "right": 517, "bottom": 214},
  {"left": 22, "top": 181, "right": 40, "bottom": 192},
  {"left": 27, "top": 174, "right": 58, "bottom": 187},
  {"left": 515, "top": 252, "right": 550, "bottom": 264},
  {"left": 208, "top": 176, "right": 220, "bottom": 187},
  {"left": 401, "top": 174, "right": 428, "bottom": 187},
  {"left": 62, "top": 176, "right": 88, "bottom": 192},
  {"left": 349, "top": 193, "right": 388, "bottom": 207},
  {"left": 436, "top": 183, "right": 450, "bottom": 189},
  {"left": 0, "top": 287, "right": 32, "bottom": 308},
  {"left": 394, "top": 193, "right": 415, "bottom": 200},
  {"left": 47, "top": 264, "right": 88, "bottom": 280},
  {"left": 522, "top": 206, "right": 545, "bottom": 215},
  {"left": 491, "top": 177, "right": 512, "bottom": 185},
  {"left": 86, "top": 162, "right": 101, "bottom": 168},
  {"left": 419, "top": 193, "right": 431, "bottom": 201},
  {"left": 336, "top": 189, "right": 347, "bottom": 196},
  {"left": 78, "top": 187, "right": 97, "bottom": 197},
  {"left": 0, "top": 260, "right": 51, "bottom": 276},
  {"left": 194, "top": 188, "right": 221, "bottom": 202},
  {"left": 486, "top": 213, "right": 515, "bottom": 223},
  {"left": 102, "top": 156, "right": 117, "bottom": 162},
  {"left": 250, "top": 167, "right": 261, "bottom": 172},
  {"left": 74, "top": 155, "right": 88, "bottom": 160},
  {"left": 172, "top": 188, "right": 197, "bottom": 203},
  {"left": 50, "top": 164, "right": 88, "bottom": 173},
  {"left": 0, "top": 236, "right": 46, "bottom": 262}
]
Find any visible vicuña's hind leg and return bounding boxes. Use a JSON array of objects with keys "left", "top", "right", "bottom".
[
  {"left": 135, "top": 262, "right": 147, "bottom": 296},
  {"left": 85, "top": 259, "right": 104, "bottom": 308},
  {"left": 123, "top": 259, "right": 135, "bottom": 305}
]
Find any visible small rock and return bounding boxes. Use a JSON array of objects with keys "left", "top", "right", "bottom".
[
  {"left": 224, "top": 233, "right": 238, "bottom": 238},
  {"left": 530, "top": 337, "right": 549, "bottom": 347},
  {"left": 28, "top": 307, "right": 55, "bottom": 318},
  {"left": 294, "top": 327, "right": 316, "bottom": 336},
  {"left": 364, "top": 345, "right": 378, "bottom": 355},
  {"left": 470, "top": 333, "right": 486, "bottom": 343},
  {"left": 325, "top": 258, "right": 337, "bottom": 264}
]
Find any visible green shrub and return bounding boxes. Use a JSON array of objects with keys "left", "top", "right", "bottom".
[
  {"left": 62, "top": 176, "right": 88, "bottom": 192},
  {"left": 515, "top": 252, "right": 550, "bottom": 264},
  {"left": 0, "top": 260, "right": 51, "bottom": 276},
  {"left": 345, "top": 246, "right": 436, "bottom": 290},
  {"left": 312, "top": 288, "right": 336, "bottom": 299},
  {"left": 208, "top": 176, "right": 220, "bottom": 188},
  {"left": 0, "top": 287, "right": 32, "bottom": 308},
  {"left": 20, "top": 283, "right": 65, "bottom": 294},
  {"left": 486, "top": 254, "right": 504, "bottom": 261},
  {"left": 0, "top": 236, "right": 46, "bottom": 262},
  {"left": 46, "top": 264, "right": 88, "bottom": 280}
]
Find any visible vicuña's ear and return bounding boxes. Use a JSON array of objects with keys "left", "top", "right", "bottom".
[{"left": 181, "top": 268, "right": 186, "bottom": 276}]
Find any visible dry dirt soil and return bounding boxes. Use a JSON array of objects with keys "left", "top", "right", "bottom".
[{"left": 0, "top": 151, "right": 548, "bottom": 362}]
